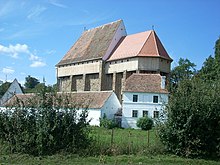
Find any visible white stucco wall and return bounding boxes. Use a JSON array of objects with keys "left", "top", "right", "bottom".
[
  {"left": 79, "top": 92, "right": 121, "bottom": 126},
  {"left": 122, "top": 92, "right": 168, "bottom": 129},
  {"left": 103, "top": 21, "right": 127, "bottom": 61},
  {"left": 100, "top": 92, "right": 121, "bottom": 119}
]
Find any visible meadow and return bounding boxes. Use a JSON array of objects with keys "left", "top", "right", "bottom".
[{"left": 0, "top": 127, "right": 219, "bottom": 164}]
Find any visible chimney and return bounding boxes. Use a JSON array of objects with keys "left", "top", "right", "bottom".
[{"left": 161, "top": 76, "right": 166, "bottom": 89}]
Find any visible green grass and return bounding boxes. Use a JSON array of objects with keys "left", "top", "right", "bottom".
[
  {"left": 89, "top": 127, "right": 163, "bottom": 155},
  {"left": 0, "top": 154, "right": 219, "bottom": 165},
  {"left": 0, "top": 127, "right": 219, "bottom": 164}
]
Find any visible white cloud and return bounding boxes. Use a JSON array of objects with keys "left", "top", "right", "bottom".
[
  {"left": 0, "top": 44, "right": 29, "bottom": 58},
  {"left": 30, "top": 61, "right": 46, "bottom": 67},
  {"left": 48, "top": 0, "right": 67, "bottom": 8},
  {"left": 0, "top": 43, "right": 46, "bottom": 68},
  {"left": 27, "top": 5, "right": 47, "bottom": 20},
  {"left": 45, "top": 49, "right": 56, "bottom": 55},
  {"left": 29, "top": 54, "right": 40, "bottom": 61},
  {"left": 2, "top": 67, "right": 15, "bottom": 74}
]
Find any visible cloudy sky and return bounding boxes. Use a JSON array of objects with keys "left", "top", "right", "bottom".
[{"left": 0, "top": 0, "right": 219, "bottom": 85}]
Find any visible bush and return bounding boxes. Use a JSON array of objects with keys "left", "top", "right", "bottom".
[
  {"left": 158, "top": 79, "right": 220, "bottom": 158},
  {"left": 100, "top": 114, "right": 119, "bottom": 129},
  {"left": 0, "top": 91, "right": 91, "bottom": 156},
  {"left": 137, "top": 117, "right": 153, "bottom": 130}
]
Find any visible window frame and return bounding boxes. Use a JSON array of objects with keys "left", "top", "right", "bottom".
[
  {"left": 133, "top": 95, "right": 138, "bottom": 102},
  {"left": 142, "top": 110, "right": 148, "bottom": 117},
  {"left": 132, "top": 110, "right": 138, "bottom": 118},
  {"left": 153, "top": 111, "right": 159, "bottom": 118},
  {"left": 153, "top": 95, "right": 159, "bottom": 103}
]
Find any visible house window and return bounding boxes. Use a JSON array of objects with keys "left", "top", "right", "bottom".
[
  {"left": 143, "top": 110, "right": 148, "bottom": 117},
  {"left": 153, "top": 96, "right": 158, "bottom": 103},
  {"left": 133, "top": 95, "right": 138, "bottom": 102},
  {"left": 132, "top": 110, "right": 138, "bottom": 117},
  {"left": 153, "top": 111, "right": 159, "bottom": 118}
]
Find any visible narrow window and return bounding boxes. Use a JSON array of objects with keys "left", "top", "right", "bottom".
[
  {"left": 133, "top": 95, "right": 138, "bottom": 102},
  {"left": 143, "top": 110, "right": 148, "bottom": 117},
  {"left": 153, "top": 96, "right": 158, "bottom": 103},
  {"left": 153, "top": 111, "right": 159, "bottom": 118},
  {"left": 132, "top": 110, "right": 138, "bottom": 117}
]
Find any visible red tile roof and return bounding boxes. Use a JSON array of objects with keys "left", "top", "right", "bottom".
[
  {"left": 57, "top": 20, "right": 122, "bottom": 66},
  {"left": 107, "top": 30, "right": 172, "bottom": 61},
  {"left": 124, "top": 74, "right": 169, "bottom": 93}
]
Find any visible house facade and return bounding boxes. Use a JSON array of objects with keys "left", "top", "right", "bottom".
[
  {"left": 4, "top": 91, "right": 121, "bottom": 126},
  {"left": 121, "top": 74, "right": 169, "bottom": 129}
]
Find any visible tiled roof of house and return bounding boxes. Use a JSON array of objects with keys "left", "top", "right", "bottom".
[
  {"left": 58, "top": 91, "right": 112, "bottom": 109},
  {"left": 57, "top": 20, "right": 122, "bottom": 66},
  {"left": 124, "top": 74, "right": 169, "bottom": 93},
  {"left": 107, "top": 30, "right": 172, "bottom": 61},
  {"left": 4, "top": 92, "right": 113, "bottom": 109}
]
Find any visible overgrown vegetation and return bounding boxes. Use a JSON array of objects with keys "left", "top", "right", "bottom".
[
  {"left": 159, "top": 37, "right": 220, "bottom": 159},
  {"left": 0, "top": 89, "right": 91, "bottom": 156}
]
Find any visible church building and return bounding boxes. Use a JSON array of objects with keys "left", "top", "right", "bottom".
[{"left": 56, "top": 20, "right": 172, "bottom": 102}]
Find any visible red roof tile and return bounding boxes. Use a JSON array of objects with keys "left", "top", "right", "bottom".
[
  {"left": 124, "top": 74, "right": 169, "bottom": 93},
  {"left": 107, "top": 30, "right": 172, "bottom": 61}
]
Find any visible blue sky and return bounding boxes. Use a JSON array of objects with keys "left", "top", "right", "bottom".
[{"left": 0, "top": 0, "right": 219, "bottom": 85}]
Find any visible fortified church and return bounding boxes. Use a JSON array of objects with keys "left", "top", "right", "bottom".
[{"left": 56, "top": 20, "right": 172, "bottom": 101}]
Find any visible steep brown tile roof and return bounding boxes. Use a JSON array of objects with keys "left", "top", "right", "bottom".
[
  {"left": 107, "top": 30, "right": 172, "bottom": 61},
  {"left": 124, "top": 74, "right": 169, "bottom": 93},
  {"left": 4, "top": 92, "right": 113, "bottom": 109},
  {"left": 57, "top": 20, "right": 122, "bottom": 66}
]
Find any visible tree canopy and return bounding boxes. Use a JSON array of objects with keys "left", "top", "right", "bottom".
[
  {"left": 159, "top": 37, "right": 220, "bottom": 158},
  {"left": 24, "top": 75, "right": 40, "bottom": 89}
]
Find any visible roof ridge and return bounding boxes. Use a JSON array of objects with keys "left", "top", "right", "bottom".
[
  {"left": 86, "top": 19, "right": 122, "bottom": 32},
  {"left": 152, "top": 31, "right": 160, "bottom": 55}
]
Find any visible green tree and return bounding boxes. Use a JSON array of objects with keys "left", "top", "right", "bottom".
[
  {"left": 0, "top": 82, "right": 11, "bottom": 98},
  {"left": 199, "top": 37, "right": 220, "bottom": 81},
  {"left": 24, "top": 75, "right": 40, "bottom": 89},
  {"left": 137, "top": 117, "right": 153, "bottom": 131},
  {"left": 169, "top": 58, "right": 196, "bottom": 93},
  {"left": 159, "top": 78, "right": 220, "bottom": 158}
]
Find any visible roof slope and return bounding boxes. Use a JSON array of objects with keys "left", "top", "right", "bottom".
[
  {"left": 107, "top": 30, "right": 172, "bottom": 61},
  {"left": 124, "top": 74, "right": 168, "bottom": 93},
  {"left": 0, "top": 79, "right": 23, "bottom": 106},
  {"left": 4, "top": 92, "right": 113, "bottom": 109},
  {"left": 57, "top": 20, "right": 122, "bottom": 66}
]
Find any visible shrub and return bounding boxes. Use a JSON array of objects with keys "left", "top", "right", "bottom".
[
  {"left": 100, "top": 114, "right": 119, "bottom": 129},
  {"left": 158, "top": 79, "right": 220, "bottom": 158},
  {"left": 0, "top": 91, "right": 91, "bottom": 156},
  {"left": 137, "top": 117, "right": 153, "bottom": 130}
]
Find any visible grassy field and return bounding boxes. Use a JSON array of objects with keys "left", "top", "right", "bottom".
[
  {"left": 89, "top": 127, "right": 162, "bottom": 155},
  {"left": 0, "top": 127, "right": 219, "bottom": 164},
  {"left": 0, "top": 154, "right": 219, "bottom": 165}
]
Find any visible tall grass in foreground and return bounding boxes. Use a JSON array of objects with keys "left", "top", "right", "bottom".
[{"left": 88, "top": 127, "right": 165, "bottom": 156}]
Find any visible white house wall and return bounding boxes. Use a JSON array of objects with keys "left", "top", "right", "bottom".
[
  {"left": 122, "top": 92, "right": 168, "bottom": 129},
  {"left": 103, "top": 21, "right": 127, "bottom": 61},
  {"left": 100, "top": 92, "right": 121, "bottom": 119}
]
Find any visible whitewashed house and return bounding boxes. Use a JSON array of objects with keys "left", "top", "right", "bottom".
[
  {"left": 4, "top": 91, "right": 121, "bottom": 126},
  {"left": 0, "top": 79, "right": 23, "bottom": 106},
  {"left": 58, "top": 91, "right": 121, "bottom": 126},
  {"left": 121, "top": 74, "right": 169, "bottom": 129}
]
